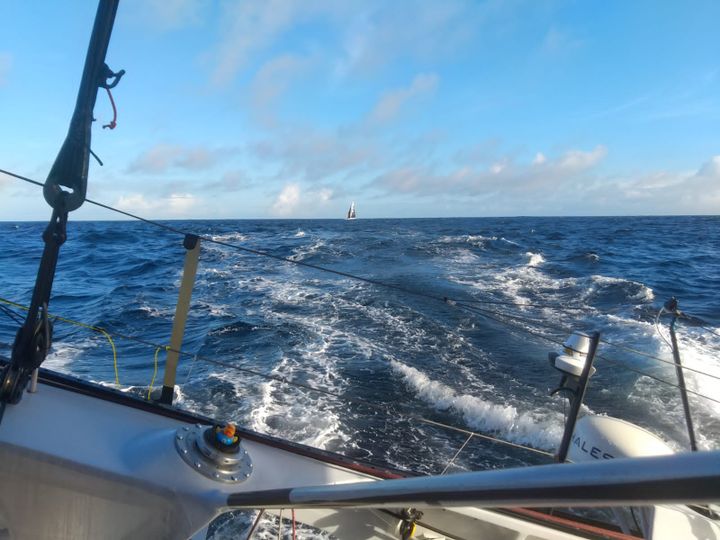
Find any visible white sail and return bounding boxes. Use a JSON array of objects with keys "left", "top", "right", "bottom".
[{"left": 347, "top": 201, "right": 356, "bottom": 220}]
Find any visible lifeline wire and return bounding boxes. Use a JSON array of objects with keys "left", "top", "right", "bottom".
[
  {"left": 3, "top": 173, "right": 720, "bottom": 413},
  {"left": 3, "top": 165, "right": 718, "bottom": 373},
  {"left": 3, "top": 168, "right": 720, "bottom": 387},
  {"left": 5, "top": 290, "right": 717, "bottom": 407},
  {"left": 0, "top": 304, "right": 24, "bottom": 325},
  {"left": 0, "top": 295, "right": 554, "bottom": 458},
  {"left": 0, "top": 167, "right": 586, "bottom": 314},
  {"left": 0, "top": 296, "right": 119, "bottom": 386},
  {"left": 452, "top": 302, "right": 720, "bottom": 406}
]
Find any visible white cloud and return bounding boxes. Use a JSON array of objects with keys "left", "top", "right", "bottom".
[
  {"left": 370, "top": 144, "right": 610, "bottom": 198},
  {"left": 608, "top": 155, "right": 720, "bottom": 214},
  {"left": 250, "top": 54, "right": 313, "bottom": 124},
  {"left": 333, "top": 2, "right": 483, "bottom": 77},
  {"left": 209, "top": 1, "right": 500, "bottom": 86},
  {"left": 556, "top": 145, "right": 607, "bottom": 171},
  {"left": 369, "top": 73, "right": 439, "bottom": 123},
  {"left": 533, "top": 152, "right": 546, "bottom": 165},
  {"left": 271, "top": 183, "right": 301, "bottom": 216},
  {"left": 369, "top": 147, "right": 720, "bottom": 216},
  {"left": 202, "top": 170, "right": 247, "bottom": 192},
  {"left": 697, "top": 155, "right": 720, "bottom": 177},
  {"left": 251, "top": 128, "right": 379, "bottom": 182},
  {"left": 490, "top": 161, "right": 506, "bottom": 174},
  {"left": 167, "top": 193, "right": 196, "bottom": 213},
  {"left": 116, "top": 192, "right": 200, "bottom": 216},
  {"left": 211, "top": 1, "right": 311, "bottom": 86},
  {"left": 127, "top": 144, "right": 234, "bottom": 174},
  {"left": 122, "top": 0, "right": 208, "bottom": 31},
  {"left": 268, "top": 183, "right": 337, "bottom": 216},
  {"left": 315, "top": 187, "right": 334, "bottom": 202},
  {"left": 0, "top": 52, "right": 12, "bottom": 86}
]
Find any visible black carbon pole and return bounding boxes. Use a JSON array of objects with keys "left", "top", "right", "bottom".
[
  {"left": 665, "top": 298, "right": 698, "bottom": 452},
  {"left": 0, "top": 0, "right": 122, "bottom": 417},
  {"left": 556, "top": 331, "right": 600, "bottom": 463}
]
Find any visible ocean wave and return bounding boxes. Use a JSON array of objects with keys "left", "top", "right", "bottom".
[
  {"left": 438, "top": 234, "right": 497, "bottom": 248},
  {"left": 500, "top": 237, "right": 520, "bottom": 247},
  {"left": 288, "top": 239, "right": 326, "bottom": 261},
  {"left": 210, "top": 232, "right": 249, "bottom": 243},
  {"left": 584, "top": 275, "right": 655, "bottom": 303},
  {"left": 526, "top": 252, "right": 545, "bottom": 267},
  {"left": 45, "top": 339, "right": 96, "bottom": 373},
  {"left": 390, "top": 360, "right": 563, "bottom": 450},
  {"left": 136, "top": 304, "right": 173, "bottom": 319}
]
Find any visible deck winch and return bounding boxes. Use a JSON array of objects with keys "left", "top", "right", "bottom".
[{"left": 175, "top": 423, "right": 253, "bottom": 483}]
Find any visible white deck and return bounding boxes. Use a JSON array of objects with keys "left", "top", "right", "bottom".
[{"left": 0, "top": 380, "right": 694, "bottom": 539}]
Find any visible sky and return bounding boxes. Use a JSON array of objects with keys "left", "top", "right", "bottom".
[{"left": 0, "top": 0, "right": 719, "bottom": 220}]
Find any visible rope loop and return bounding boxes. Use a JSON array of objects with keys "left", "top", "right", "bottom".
[{"left": 102, "top": 87, "right": 118, "bottom": 130}]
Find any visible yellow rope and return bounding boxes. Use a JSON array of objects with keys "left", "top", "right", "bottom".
[
  {"left": 147, "top": 346, "right": 168, "bottom": 400},
  {"left": 0, "top": 297, "right": 120, "bottom": 386}
]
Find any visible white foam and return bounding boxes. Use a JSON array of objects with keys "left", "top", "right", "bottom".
[
  {"left": 390, "top": 360, "right": 563, "bottom": 450},
  {"left": 598, "top": 313, "right": 719, "bottom": 450},
  {"left": 667, "top": 326, "right": 720, "bottom": 424},
  {"left": 294, "top": 230, "right": 306, "bottom": 238},
  {"left": 210, "top": 232, "right": 248, "bottom": 243},
  {"left": 249, "top": 353, "right": 351, "bottom": 450},
  {"left": 588, "top": 275, "right": 655, "bottom": 302},
  {"left": 526, "top": 252, "right": 545, "bottom": 267},
  {"left": 438, "top": 234, "right": 497, "bottom": 247},
  {"left": 200, "top": 267, "right": 233, "bottom": 279},
  {"left": 44, "top": 340, "right": 94, "bottom": 373},
  {"left": 289, "top": 239, "right": 325, "bottom": 261},
  {"left": 195, "top": 299, "right": 233, "bottom": 318},
  {"left": 138, "top": 304, "right": 173, "bottom": 318}
]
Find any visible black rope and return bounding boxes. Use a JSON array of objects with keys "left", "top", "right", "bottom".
[
  {"left": 698, "top": 324, "right": 720, "bottom": 339},
  {"left": 596, "top": 354, "right": 720, "bottom": 406},
  {"left": 457, "top": 298, "right": 588, "bottom": 312},
  {"left": 600, "top": 339, "right": 720, "bottom": 382},
  {"left": 453, "top": 303, "right": 720, "bottom": 405},
  {"left": 0, "top": 305, "right": 24, "bottom": 325}
]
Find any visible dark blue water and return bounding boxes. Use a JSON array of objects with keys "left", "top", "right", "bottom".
[{"left": 1, "top": 217, "right": 719, "bottom": 477}]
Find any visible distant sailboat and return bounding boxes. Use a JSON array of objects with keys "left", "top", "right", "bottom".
[{"left": 346, "top": 201, "right": 357, "bottom": 220}]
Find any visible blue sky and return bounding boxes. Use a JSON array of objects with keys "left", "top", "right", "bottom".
[{"left": 1, "top": 0, "right": 719, "bottom": 220}]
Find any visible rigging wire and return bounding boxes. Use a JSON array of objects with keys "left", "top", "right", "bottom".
[
  {"left": 0, "top": 167, "right": 592, "bottom": 314},
  {"left": 452, "top": 302, "right": 720, "bottom": 405},
  {"left": 2, "top": 169, "right": 720, "bottom": 387},
  {"left": 455, "top": 298, "right": 588, "bottom": 312},
  {"left": 4, "top": 167, "right": 719, "bottom": 357},
  {"left": 2, "top": 170, "right": 720, "bottom": 424},
  {"left": 0, "top": 304, "right": 24, "bottom": 325},
  {"left": 457, "top": 301, "right": 720, "bottom": 383},
  {"left": 466, "top": 306, "right": 720, "bottom": 404},
  {"left": 595, "top": 353, "right": 720, "bottom": 405},
  {"left": 600, "top": 337, "right": 720, "bottom": 382},
  {"left": 698, "top": 325, "right": 720, "bottom": 339},
  {"left": 0, "top": 296, "right": 120, "bottom": 386},
  {"left": 0, "top": 296, "right": 555, "bottom": 458}
]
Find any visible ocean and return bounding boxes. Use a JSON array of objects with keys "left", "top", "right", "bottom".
[{"left": 1, "top": 216, "right": 719, "bottom": 535}]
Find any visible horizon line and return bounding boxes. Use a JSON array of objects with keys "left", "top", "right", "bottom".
[{"left": 2, "top": 213, "right": 719, "bottom": 223}]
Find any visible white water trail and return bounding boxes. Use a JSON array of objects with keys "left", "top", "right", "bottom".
[{"left": 390, "top": 360, "right": 564, "bottom": 451}]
